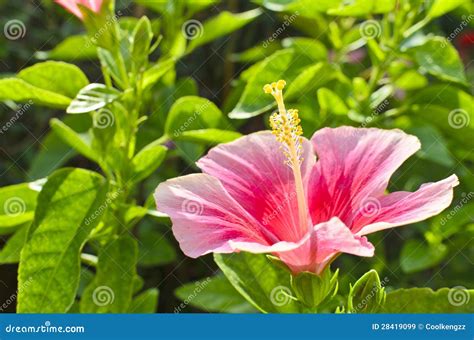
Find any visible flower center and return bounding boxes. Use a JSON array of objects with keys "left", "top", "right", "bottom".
[{"left": 264, "top": 80, "right": 308, "bottom": 236}]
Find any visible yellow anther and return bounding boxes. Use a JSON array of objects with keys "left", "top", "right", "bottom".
[
  {"left": 263, "top": 84, "right": 273, "bottom": 94},
  {"left": 276, "top": 79, "right": 286, "bottom": 90},
  {"left": 263, "top": 80, "right": 304, "bottom": 168}
]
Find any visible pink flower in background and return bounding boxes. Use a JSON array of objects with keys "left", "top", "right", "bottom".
[
  {"left": 155, "top": 82, "right": 458, "bottom": 275},
  {"left": 55, "top": 0, "right": 103, "bottom": 20}
]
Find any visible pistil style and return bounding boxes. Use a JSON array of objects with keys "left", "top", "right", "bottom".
[{"left": 264, "top": 80, "right": 308, "bottom": 236}]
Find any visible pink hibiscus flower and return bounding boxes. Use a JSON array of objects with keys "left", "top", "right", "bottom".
[
  {"left": 155, "top": 80, "right": 458, "bottom": 275},
  {"left": 55, "top": 0, "right": 103, "bottom": 20}
]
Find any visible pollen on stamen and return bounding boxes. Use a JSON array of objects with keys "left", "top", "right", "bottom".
[{"left": 263, "top": 80, "right": 304, "bottom": 168}]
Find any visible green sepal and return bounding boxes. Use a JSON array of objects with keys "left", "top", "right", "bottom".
[{"left": 290, "top": 267, "right": 339, "bottom": 309}]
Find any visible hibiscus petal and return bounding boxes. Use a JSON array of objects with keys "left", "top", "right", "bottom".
[
  {"left": 276, "top": 217, "right": 374, "bottom": 274},
  {"left": 197, "top": 131, "right": 315, "bottom": 242},
  {"left": 355, "top": 175, "right": 459, "bottom": 235},
  {"left": 56, "top": 0, "right": 83, "bottom": 18},
  {"left": 82, "top": 0, "right": 103, "bottom": 12},
  {"left": 155, "top": 174, "right": 281, "bottom": 258},
  {"left": 308, "top": 127, "right": 421, "bottom": 227}
]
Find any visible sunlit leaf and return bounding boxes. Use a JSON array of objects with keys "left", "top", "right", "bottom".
[
  {"left": 80, "top": 235, "right": 138, "bottom": 313},
  {"left": 17, "top": 168, "right": 108, "bottom": 313},
  {"left": 175, "top": 275, "right": 257, "bottom": 313}
]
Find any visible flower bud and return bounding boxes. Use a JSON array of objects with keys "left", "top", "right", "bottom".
[{"left": 347, "top": 269, "right": 386, "bottom": 313}]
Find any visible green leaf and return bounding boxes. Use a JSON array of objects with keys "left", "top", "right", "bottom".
[
  {"left": 432, "top": 201, "right": 474, "bottom": 239},
  {"left": 17, "top": 168, "right": 108, "bottom": 313},
  {"left": 427, "top": 0, "right": 468, "bottom": 18},
  {"left": 137, "top": 227, "right": 176, "bottom": 267},
  {"left": 407, "top": 37, "right": 467, "bottom": 84},
  {"left": 17, "top": 61, "right": 89, "bottom": 98},
  {"left": 166, "top": 96, "right": 229, "bottom": 138},
  {"left": 408, "top": 125, "right": 454, "bottom": 167},
  {"left": 80, "top": 235, "right": 138, "bottom": 313},
  {"left": 131, "top": 16, "right": 153, "bottom": 67},
  {"left": 317, "top": 87, "right": 348, "bottom": 116},
  {"left": 0, "top": 60, "right": 89, "bottom": 107},
  {"left": 231, "top": 42, "right": 282, "bottom": 63},
  {"left": 285, "top": 62, "right": 336, "bottom": 99},
  {"left": 186, "top": 0, "right": 218, "bottom": 16},
  {"left": 142, "top": 58, "right": 175, "bottom": 90},
  {"left": 186, "top": 9, "right": 262, "bottom": 53},
  {"left": 400, "top": 239, "right": 448, "bottom": 273},
  {"left": 0, "top": 78, "right": 71, "bottom": 108},
  {"left": 97, "top": 48, "right": 123, "bottom": 87},
  {"left": 67, "top": 83, "right": 121, "bottom": 114},
  {"left": 0, "top": 180, "right": 42, "bottom": 230},
  {"left": 175, "top": 275, "right": 257, "bottom": 313},
  {"left": 229, "top": 49, "right": 314, "bottom": 119},
  {"left": 77, "top": 268, "right": 95, "bottom": 297},
  {"left": 36, "top": 35, "right": 97, "bottom": 61},
  {"left": 281, "top": 38, "right": 328, "bottom": 62},
  {"left": 134, "top": 0, "right": 167, "bottom": 13},
  {"left": 409, "top": 86, "right": 474, "bottom": 149},
  {"left": 394, "top": 70, "right": 428, "bottom": 90},
  {"left": 381, "top": 287, "right": 474, "bottom": 313},
  {"left": 131, "top": 141, "right": 167, "bottom": 183},
  {"left": 175, "top": 129, "right": 242, "bottom": 144},
  {"left": 327, "top": 0, "right": 395, "bottom": 16},
  {"left": 214, "top": 252, "right": 301, "bottom": 313},
  {"left": 28, "top": 115, "right": 92, "bottom": 179},
  {"left": 50, "top": 119, "right": 101, "bottom": 165},
  {"left": 129, "top": 288, "right": 159, "bottom": 313},
  {"left": 0, "top": 225, "right": 28, "bottom": 264}
]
